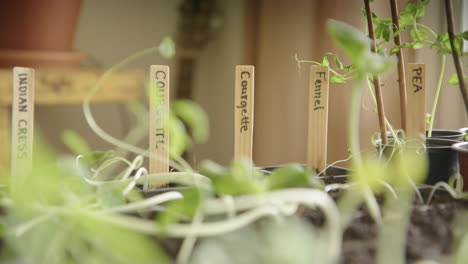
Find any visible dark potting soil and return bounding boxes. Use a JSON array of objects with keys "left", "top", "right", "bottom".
[
  {"left": 148, "top": 176, "right": 468, "bottom": 263},
  {"left": 301, "top": 187, "right": 468, "bottom": 264}
]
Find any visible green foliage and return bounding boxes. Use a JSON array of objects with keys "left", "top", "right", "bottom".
[
  {"left": 190, "top": 217, "right": 321, "bottom": 264},
  {"left": 168, "top": 113, "right": 191, "bottom": 158},
  {"left": 4, "top": 143, "right": 168, "bottom": 264},
  {"left": 399, "top": 1, "right": 427, "bottom": 28},
  {"left": 199, "top": 160, "right": 267, "bottom": 196},
  {"left": 327, "top": 20, "right": 395, "bottom": 75},
  {"left": 373, "top": 15, "right": 392, "bottom": 42},
  {"left": 173, "top": 100, "right": 210, "bottom": 144},
  {"left": 156, "top": 188, "right": 202, "bottom": 228},
  {"left": 158, "top": 37, "right": 176, "bottom": 59},
  {"left": 80, "top": 151, "right": 115, "bottom": 167},
  {"left": 448, "top": 73, "right": 468, "bottom": 85},
  {"left": 199, "top": 161, "right": 316, "bottom": 197},
  {"left": 350, "top": 155, "right": 388, "bottom": 192},
  {"left": 62, "top": 129, "right": 90, "bottom": 155},
  {"left": 267, "top": 164, "right": 315, "bottom": 190}
]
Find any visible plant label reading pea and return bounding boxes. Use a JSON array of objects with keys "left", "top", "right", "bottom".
[
  {"left": 234, "top": 65, "right": 254, "bottom": 161},
  {"left": 11, "top": 67, "right": 34, "bottom": 178},
  {"left": 307, "top": 66, "right": 329, "bottom": 173},
  {"left": 149, "top": 65, "right": 169, "bottom": 178},
  {"left": 405, "top": 63, "right": 426, "bottom": 142}
]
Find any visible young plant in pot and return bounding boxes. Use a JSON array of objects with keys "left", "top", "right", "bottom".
[{"left": 297, "top": 0, "right": 466, "bottom": 185}]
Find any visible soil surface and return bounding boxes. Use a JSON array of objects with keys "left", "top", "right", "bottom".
[
  {"left": 153, "top": 177, "right": 468, "bottom": 263},
  {"left": 302, "top": 177, "right": 468, "bottom": 263}
]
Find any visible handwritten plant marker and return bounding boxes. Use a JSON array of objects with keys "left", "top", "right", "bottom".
[
  {"left": 405, "top": 63, "right": 426, "bottom": 143},
  {"left": 307, "top": 66, "right": 329, "bottom": 174},
  {"left": 234, "top": 65, "right": 254, "bottom": 162},
  {"left": 11, "top": 67, "right": 35, "bottom": 178},
  {"left": 149, "top": 65, "right": 170, "bottom": 187}
]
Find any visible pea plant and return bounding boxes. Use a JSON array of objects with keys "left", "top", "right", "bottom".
[{"left": 297, "top": 0, "right": 468, "bottom": 139}]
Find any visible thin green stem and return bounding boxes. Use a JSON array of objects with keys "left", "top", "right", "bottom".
[
  {"left": 365, "top": 77, "right": 399, "bottom": 139},
  {"left": 415, "top": 23, "right": 438, "bottom": 39},
  {"left": 349, "top": 77, "right": 364, "bottom": 165},
  {"left": 428, "top": 55, "right": 446, "bottom": 137}
]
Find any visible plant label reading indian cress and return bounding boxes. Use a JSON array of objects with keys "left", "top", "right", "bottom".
[
  {"left": 405, "top": 63, "right": 426, "bottom": 142},
  {"left": 149, "top": 65, "right": 169, "bottom": 176},
  {"left": 307, "top": 66, "right": 329, "bottom": 173},
  {"left": 11, "top": 67, "right": 35, "bottom": 178},
  {"left": 234, "top": 65, "right": 254, "bottom": 161}
]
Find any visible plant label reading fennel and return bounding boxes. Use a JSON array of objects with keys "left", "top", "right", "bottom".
[
  {"left": 405, "top": 63, "right": 426, "bottom": 142},
  {"left": 234, "top": 65, "right": 254, "bottom": 161},
  {"left": 307, "top": 66, "right": 329, "bottom": 173},
  {"left": 11, "top": 67, "right": 34, "bottom": 178},
  {"left": 149, "top": 65, "right": 169, "bottom": 175}
]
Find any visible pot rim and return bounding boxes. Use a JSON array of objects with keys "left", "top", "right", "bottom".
[
  {"left": 452, "top": 142, "right": 468, "bottom": 153},
  {"left": 375, "top": 138, "right": 460, "bottom": 149}
]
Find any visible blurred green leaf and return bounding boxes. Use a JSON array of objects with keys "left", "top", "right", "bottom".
[
  {"left": 448, "top": 73, "right": 468, "bottom": 85},
  {"left": 333, "top": 55, "right": 344, "bottom": 69},
  {"left": 462, "top": 31, "right": 468, "bottom": 40},
  {"left": 410, "top": 28, "right": 428, "bottom": 42},
  {"left": 327, "top": 20, "right": 370, "bottom": 63},
  {"left": 327, "top": 20, "right": 394, "bottom": 75},
  {"left": 156, "top": 188, "right": 201, "bottom": 228},
  {"left": 267, "top": 164, "right": 312, "bottom": 190},
  {"left": 168, "top": 114, "right": 191, "bottom": 158},
  {"left": 320, "top": 53, "right": 331, "bottom": 66},
  {"left": 199, "top": 159, "right": 267, "bottom": 196},
  {"left": 412, "top": 41, "right": 424, "bottom": 49},
  {"left": 62, "top": 130, "right": 90, "bottom": 155},
  {"left": 330, "top": 75, "right": 346, "bottom": 84},
  {"left": 159, "top": 37, "right": 176, "bottom": 59},
  {"left": 81, "top": 151, "right": 115, "bottom": 167},
  {"left": 173, "top": 100, "right": 209, "bottom": 143}
]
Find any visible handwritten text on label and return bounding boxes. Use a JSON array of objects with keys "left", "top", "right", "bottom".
[
  {"left": 314, "top": 72, "right": 327, "bottom": 111},
  {"left": 411, "top": 67, "right": 423, "bottom": 93},
  {"left": 154, "top": 70, "right": 167, "bottom": 149},
  {"left": 237, "top": 71, "right": 250, "bottom": 133}
]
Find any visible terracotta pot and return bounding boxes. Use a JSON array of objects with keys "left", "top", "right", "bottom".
[
  {"left": 0, "top": 0, "right": 84, "bottom": 68},
  {"left": 452, "top": 142, "right": 468, "bottom": 191}
]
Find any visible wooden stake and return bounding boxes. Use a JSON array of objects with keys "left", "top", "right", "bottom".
[
  {"left": 11, "top": 67, "right": 34, "bottom": 178},
  {"left": 149, "top": 66, "right": 170, "bottom": 181},
  {"left": 390, "top": 0, "right": 408, "bottom": 132},
  {"left": 364, "top": 0, "right": 388, "bottom": 144},
  {"left": 405, "top": 63, "right": 426, "bottom": 142},
  {"left": 307, "top": 66, "right": 329, "bottom": 174},
  {"left": 234, "top": 65, "right": 254, "bottom": 161},
  {"left": 444, "top": 0, "right": 468, "bottom": 115}
]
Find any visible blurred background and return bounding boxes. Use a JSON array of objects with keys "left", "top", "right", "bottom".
[{"left": 0, "top": 0, "right": 467, "bottom": 171}]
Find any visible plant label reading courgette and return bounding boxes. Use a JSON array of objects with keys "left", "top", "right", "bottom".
[
  {"left": 234, "top": 65, "right": 254, "bottom": 161},
  {"left": 307, "top": 66, "right": 329, "bottom": 173},
  {"left": 405, "top": 63, "right": 426, "bottom": 142},
  {"left": 11, "top": 67, "right": 35, "bottom": 178},
  {"left": 149, "top": 65, "right": 169, "bottom": 176}
]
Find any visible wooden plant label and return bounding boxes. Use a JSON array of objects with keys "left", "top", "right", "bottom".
[
  {"left": 234, "top": 65, "right": 255, "bottom": 161},
  {"left": 149, "top": 66, "right": 170, "bottom": 177},
  {"left": 307, "top": 66, "right": 329, "bottom": 173},
  {"left": 11, "top": 67, "right": 35, "bottom": 178},
  {"left": 405, "top": 63, "right": 426, "bottom": 142}
]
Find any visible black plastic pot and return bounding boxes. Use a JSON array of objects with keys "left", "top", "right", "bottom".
[
  {"left": 259, "top": 164, "right": 350, "bottom": 176},
  {"left": 452, "top": 142, "right": 468, "bottom": 191},
  {"left": 459, "top": 127, "right": 468, "bottom": 141},
  {"left": 377, "top": 138, "right": 460, "bottom": 185},
  {"left": 386, "top": 129, "right": 464, "bottom": 141}
]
